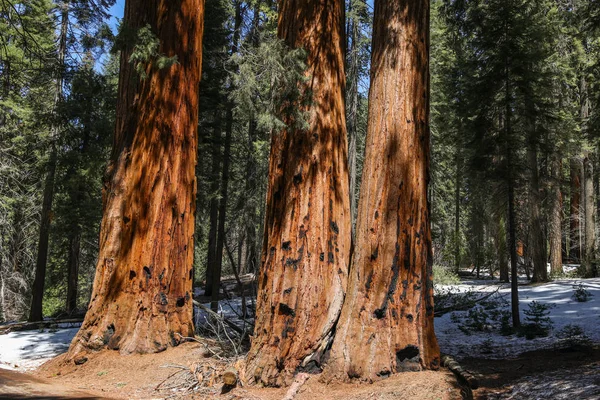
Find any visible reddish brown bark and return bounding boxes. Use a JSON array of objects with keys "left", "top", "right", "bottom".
[
  {"left": 67, "top": 0, "right": 204, "bottom": 357},
  {"left": 549, "top": 154, "right": 563, "bottom": 276},
  {"left": 245, "top": 0, "right": 351, "bottom": 387},
  {"left": 325, "top": 0, "right": 439, "bottom": 382}
]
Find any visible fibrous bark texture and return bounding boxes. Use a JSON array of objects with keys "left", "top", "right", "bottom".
[
  {"left": 325, "top": 0, "right": 439, "bottom": 382},
  {"left": 570, "top": 157, "right": 582, "bottom": 262},
  {"left": 549, "top": 154, "right": 563, "bottom": 276},
  {"left": 67, "top": 0, "right": 204, "bottom": 357},
  {"left": 583, "top": 154, "right": 596, "bottom": 277},
  {"left": 245, "top": 0, "right": 351, "bottom": 387}
]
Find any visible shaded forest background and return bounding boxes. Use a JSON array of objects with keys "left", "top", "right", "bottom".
[{"left": 1, "top": 0, "right": 599, "bottom": 322}]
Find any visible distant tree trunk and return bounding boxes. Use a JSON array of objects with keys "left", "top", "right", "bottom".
[
  {"left": 66, "top": 226, "right": 81, "bottom": 314},
  {"left": 583, "top": 154, "right": 597, "bottom": 277},
  {"left": 454, "top": 151, "right": 462, "bottom": 274},
  {"left": 505, "top": 65, "right": 520, "bottom": 328},
  {"left": 245, "top": 0, "right": 351, "bottom": 386},
  {"left": 528, "top": 142, "right": 547, "bottom": 282},
  {"left": 346, "top": 0, "right": 359, "bottom": 230},
  {"left": 570, "top": 157, "right": 582, "bottom": 262},
  {"left": 497, "top": 214, "right": 509, "bottom": 282},
  {"left": 325, "top": 0, "right": 439, "bottom": 382},
  {"left": 549, "top": 154, "right": 563, "bottom": 276},
  {"left": 204, "top": 126, "right": 221, "bottom": 298},
  {"left": 210, "top": 1, "right": 242, "bottom": 312},
  {"left": 29, "top": 3, "right": 69, "bottom": 322},
  {"left": 67, "top": 0, "right": 205, "bottom": 357}
]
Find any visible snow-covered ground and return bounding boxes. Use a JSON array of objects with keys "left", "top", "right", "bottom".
[
  {"left": 1, "top": 278, "right": 598, "bottom": 373},
  {"left": 435, "top": 278, "right": 600, "bottom": 360},
  {"left": 0, "top": 327, "right": 79, "bottom": 371}
]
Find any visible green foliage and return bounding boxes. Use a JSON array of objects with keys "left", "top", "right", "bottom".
[
  {"left": 572, "top": 283, "right": 592, "bottom": 302},
  {"left": 126, "top": 25, "right": 178, "bottom": 80},
  {"left": 231, "top": 35, "right": 310, "bottom": 134},
  {"left": 433, "top": 264, "right": 461, "bottom": 285},
  {"left": 519, "top": 301, "right": 554, "bottom": 339}
]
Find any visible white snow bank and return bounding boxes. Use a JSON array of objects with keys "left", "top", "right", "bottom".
[
  {"left": 435, "top": 278, "right": 600, "bottom": 360},
  {"left": 0, "top": 327, "right": 79, "bottom": 371}
]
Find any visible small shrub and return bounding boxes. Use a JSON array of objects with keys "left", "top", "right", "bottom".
[
  {"left": 459, "top": 306, "right": 492, "bottom": 333},
  {"left": 433, "top": 264, "right": 461, "bottom": 285},
  {"left": 498, "top": 310, "right": 514, "bottom": 336},
  {"left": 572, "top": 283, "right": 592, "bottom": 302},
  {"left": 519, "top": 301, "right": 554, "bottom": 339},
  {"left": 556, "top": 324, "right": 591, "bottom": 347}
]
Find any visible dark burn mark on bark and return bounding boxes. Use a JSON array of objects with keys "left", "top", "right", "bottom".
[
  {"left": 377, "top": 369, "right": 391, "bottom": 378},
  {"left": 270, "top": 246, "right": 276, "bottom": 256},
  {"left": 370, "top": 246, "right": 379, "bottom": 261},
  {"left": 282, "top": 241, "right": 292, "bottom": 251},
  {"left": 365, "top": 271, "right": 373, "bottom": 291},
  {"left": 406, "top": 314, "right": 414, "bottom": 322},
  {"left": 129, "top": 270, "right": 136, "bottom": 279},
  {"left": 374, "top": 242, "right": 401, "bottom": 319},
  {"left": 103, "top": 324, "right": 115, "bottom": 345},
  {"left": 176, "top": 296, "right": 185, "bottom": 307},
  {"left": 293, "top": 172, "right": 303, "bottom": 185},
  {"left": 299, "top": 226, "right": 306, "bottom": 239},
  {"left": 319, "top": 252, "right": 325, "bottom": 261},
  {"left": 283, "top": 287, "right": 293, "bottom": 294},
  {"left": 330, "top": 221, "right": 339, "bottom": 234},
  {"left": 285, "top": 257, "right": 300, "bottom": 269},
  {"left": 328, "top": 252, "right": 334, "bottom": 264},
  {"left": 189, "top": 269, "right": 193, "bottom": 280},
  {"left": 374, "top": 210, "right": 379, "bottom": 219},
  {"left": 156, "top": 292, "right": 168, "bottom": 306},
  {"left": 278, "top": 303, "right": 295, "bottom": 317},
  {"left": 159, "top": 269, "right": 165, "bottom": 281},
  {"left": 143, "top": 265, "right": 152, "bottom": 279},
  {"left": 123, "top": 216, "right": 130, "bottom": 224},
  {"left": 396, "top": 345, "right": 419, "bottom": 362}
]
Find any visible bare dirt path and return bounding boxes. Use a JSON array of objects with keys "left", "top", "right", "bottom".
[{"left": 0, "top": 367, "right": 112, "bottom": 399}]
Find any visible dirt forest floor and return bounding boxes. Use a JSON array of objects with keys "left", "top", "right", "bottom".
[
  {"left": 0, "top": 341, "right": 598, "bottom": 399},
  {"left": 20, "top": 341, "right": 461, "bottom": 400}
]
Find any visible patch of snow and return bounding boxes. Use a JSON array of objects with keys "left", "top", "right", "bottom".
[
  {"left": 0, "top": 328, "right": 79, "bottom": 371},
  {"left": 435, "top": 278, "right": 600, "bottom": 360}
]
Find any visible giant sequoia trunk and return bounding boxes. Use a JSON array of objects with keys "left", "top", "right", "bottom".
[
  {"left": 245, "top": 0, "right": 351, "bottom": 387},
  {"left": 67, "top": 0, "right": 204, "bottom": 357},
  {"left": 325, "top": 0, "right": 439, "bottom": 382}
]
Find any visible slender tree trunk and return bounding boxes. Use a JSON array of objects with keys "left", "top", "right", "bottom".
[
  {"left": 67, "top": 0, "right": 205, "bottom": 357},
  {"left": 570, "top": 157, "right": 583, "bottom": 262},
  {"left": 246, "top": 0, "right": 351, "bottom": 386},
  {"left": 347, "top": 0, "right": 359, "bottom": 230},
  {"left": 505, "top": 64, "right": 520, "bottom": 328},
  {"left": 549, "top": 154, "right": 563, "bottom": 276},
  {"left": 66, "top": 226, "right": 81, "bottom": 314},
  {"left": 29, "top": 3, "right": 69, "bottom": 322},
  {"left": 210, "top": 1, "right": 242, "bottom": 312},
  {"left": 497, "top": 214, "right": 509, "bottom": 282},
  {"left": 454, "top": 151, "right": 462, "bottom": 274},
  {"left": 204, "top": 126, "right": 221, "bottom": 297},
  {"left": 583, "top": 153, "right": 597, "bottom": 277},
  {"left": 528, "top": 142, "right": 547, "bottom": 282},
  {"left": 325, "top": 0, "right": 439, "bottom": 382}
]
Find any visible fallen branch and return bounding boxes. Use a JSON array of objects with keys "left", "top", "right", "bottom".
[
  {"left": 193, "top": 300, "right": 244, "bottom": 334},
  {"left": 282, "top": 373, "right": 310, "bottom": 400},
  {"left": 0, "top": 318, "right": 83, "bottom": 335},
  {"left": 441, "top": 354, "right": 478, "bottom": 390},
  {"left": 434, "top": 287, "right": 501, "bottom": 317}
]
